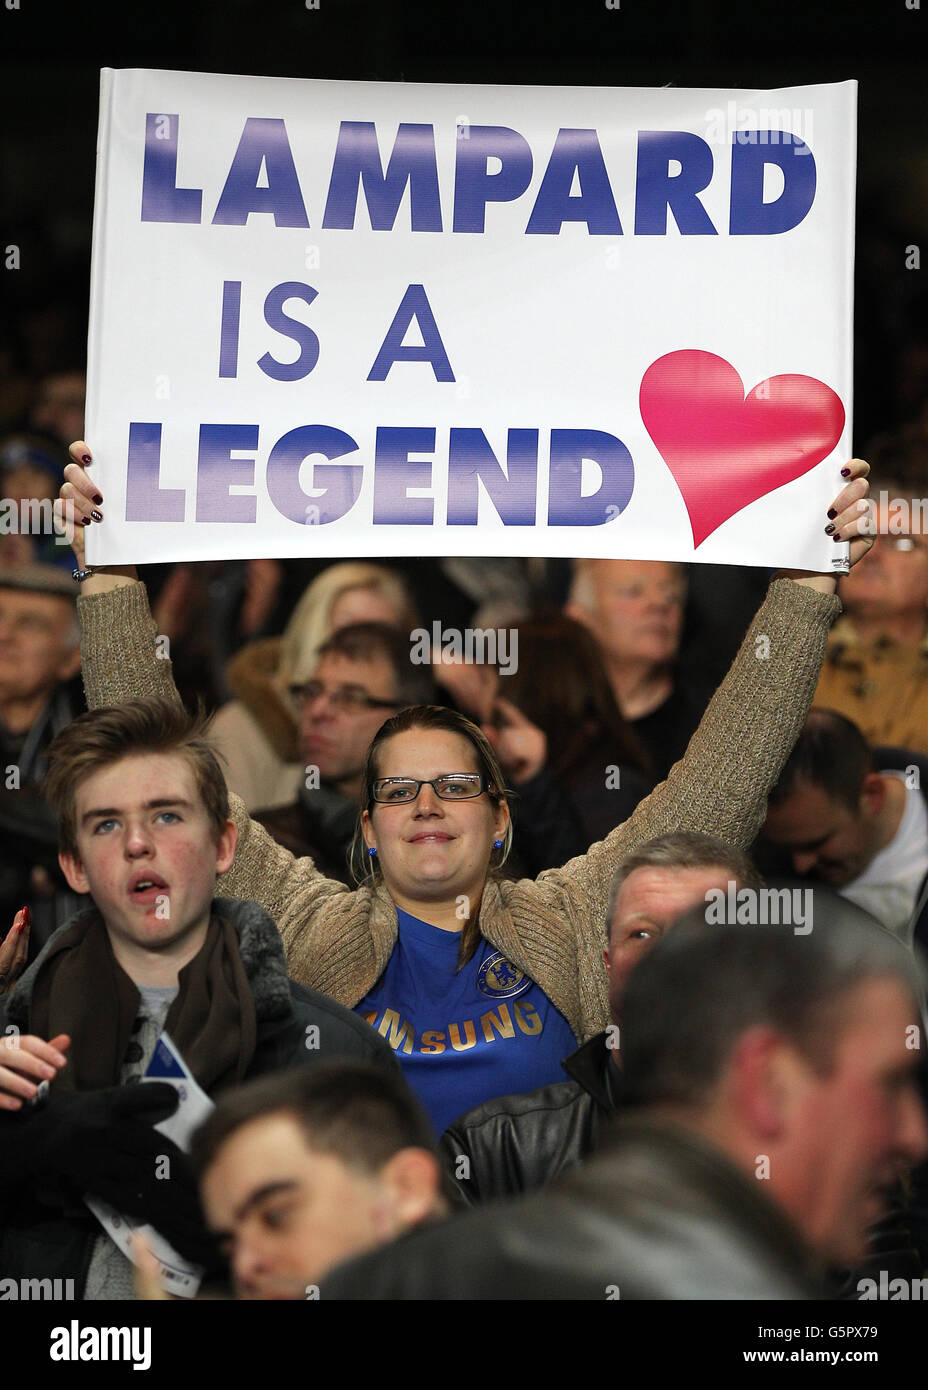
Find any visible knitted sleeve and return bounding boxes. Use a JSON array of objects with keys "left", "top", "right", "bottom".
[
  {"left": 76, "top": 580, "right": 351, "bottom": 942},
  {"left": 504, "top": 578, "right": 842, "bottom": 960}
]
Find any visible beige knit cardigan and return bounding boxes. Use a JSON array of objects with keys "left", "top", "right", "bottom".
[{"left": 77, "top": 578, "right": 841, "bottom": 1043}]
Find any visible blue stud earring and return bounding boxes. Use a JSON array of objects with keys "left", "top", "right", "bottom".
[
  {"left": 493, "top": 839, "right": 503, "bottom": 849},
  {"left": 368, "top": 846, "right": 378, "bottom": 857}
]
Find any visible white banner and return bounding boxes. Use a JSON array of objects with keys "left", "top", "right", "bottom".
[{"left": 85, "top": 69, "right": 856, "bottom": 571}]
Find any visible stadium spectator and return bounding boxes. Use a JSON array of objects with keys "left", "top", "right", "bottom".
[
  {"left": 321, "top": 910, "right": 928, "bottom": 1299},
  {"left": 0, "top": 698, "right": 397, "bottom": 1300},
  {"left": 500, "top": 608, "right": 652, "bottom": 852},
  {"left": 28, "top": 369, "right": 85, "bottom": 450},
  {"left": 0, "top": 433, "right": 71, "bottom": 569},
  {"left": 0, "top": 564, "right": 83, "bottom": 952},
  {"left": 813, "top": 484, "right": 928, "bottom": 754},
  {"left": 209, "top": 561, "right": 419, "bottom": 811},
  {"left": 255, "top": 622, "right": 434, "bottom": 880},
  {"left": 57, "top": 443, "right": 870, "bottom": 1134},
  {"left": 566, "top": 558, "right": 712, "bottom": 779},
  {"left": 441, "top": 832, "right": 760, "bottom": 1204},
  {"left": 761, "top": 708, "right": 928, "bottom": 945},
  {"left": 191, "top": 1062, "right": 446, "bottom": 1299}
]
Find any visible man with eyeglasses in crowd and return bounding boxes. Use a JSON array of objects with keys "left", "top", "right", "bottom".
[
  {"left": 255, "top": 623, "right": 435, "bottom": 881},
  {"left": 813, "top": 479, "right": 928, "bottom": 755}
]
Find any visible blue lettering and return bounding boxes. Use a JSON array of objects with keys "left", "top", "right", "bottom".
[
  {"left": 212, "top": 117, "right": 310, "bottom": 227},
  {"left": 195, "top": 424, "right": 257, "bottom": 522},
  {"left": 125, "top": 423, "right": 186, "bottom": 521},
  {"left": 634, "top": 131, "right": 717, "bottom": 235},
  {"left": 218, "top": 280, "right": 241, "bottom": 379},
  {"left": 453, "top": 126, "right": 533, "bottom": 233},
  {"left": 259, "top": 281, "right": 320, "bottom": 382},
  {"left": 729, "top": 132, "right": 816, "bottom": 234},
  {"left": 526, "top": 128, "right": 622, "bottom": 235},
  {"left": 447, "top": 428, "right": 538, "bottom": 525},
  {"left": 140, "top": 114, "right": 202, "bottom": 224},
  {"left": 322, "top": 121, "right": 442, "bottom": 231},
  {"left": 548, "top": 429, "right": 635, "bottom": 526},
  {"left": 266, "top": 426, "right": 361, "bottom": 524},
  {"left": 367, "top": 284, "right": 454, "bottom": 382},
  {"left": 372, "top": 427, "right": 435, "bottom": 525}
]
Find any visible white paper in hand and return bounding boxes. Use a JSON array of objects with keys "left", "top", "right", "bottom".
[{"left": 84, "top": 1033, "right": 215, "bottom": 1298}]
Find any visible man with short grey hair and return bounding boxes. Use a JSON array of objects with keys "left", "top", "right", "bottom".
[
  {"left": 324, "top": 907, "right": 928, "bottom": 1299},
  {"left": 566, "top": 558, "right": 708, "bottom": 778},
  {"left": 440, "top": 832, "right": 760, "bottom": 1205}
]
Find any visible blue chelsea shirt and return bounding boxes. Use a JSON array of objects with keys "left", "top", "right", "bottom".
[{"left": 356, "top": 908, "right": 577, "bottom": 1135}]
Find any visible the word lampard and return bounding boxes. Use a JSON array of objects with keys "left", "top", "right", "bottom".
[{"left": 142, "top": 117, "right": 816, "bottom": 238}]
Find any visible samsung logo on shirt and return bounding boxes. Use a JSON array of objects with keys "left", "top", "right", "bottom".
[{"left": 363, "top": 1000, "right": 543, "bottom": 1054}]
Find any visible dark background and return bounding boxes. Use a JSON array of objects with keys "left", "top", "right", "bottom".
[{"left": 2, "top": 0, "right": 926, "bottom": 452}]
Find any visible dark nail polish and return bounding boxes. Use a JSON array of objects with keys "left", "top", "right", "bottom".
[
  {"left": 91, "top": 509, "right": 103, "bottom": 522},
  {"left": 825, "top": 523, "right": 835, "bottom": 535},
  {"left": 92, "top": 493, "right": 103, "bottom": 505},
  {"left": 840, "top": 467, "right": 851, "bottom": 477},
  {"left": 826, "top": 508, "right": 837, "bottom": 520},
  {"left": 80, "top": 517, "right": 91, "bottom": 527},
  {"left": 832, "top": 532, "right": 842, "bottom": 542},
  {"left": 81, "top": 454, "right": 91, "bottom": 464}
]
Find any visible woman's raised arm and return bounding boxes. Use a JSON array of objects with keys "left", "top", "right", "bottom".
[
  {"left": 524, "top": 460, "right": 872, "bottom": 930},
  {"left": 56, "top": 441, "right": 352, "bottom": 942}
]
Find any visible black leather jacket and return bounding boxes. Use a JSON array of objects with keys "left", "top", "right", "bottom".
[
  {"left": 440, "top": 1031, "right": 618, "bottom": 1206},
  {"left": 323, "top": 1115, "right": 826, "bottom": 1300}
]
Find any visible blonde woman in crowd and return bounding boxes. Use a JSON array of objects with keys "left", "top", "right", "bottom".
[{"left": 209, "top": 562, "right": 419, "bottom": 811}]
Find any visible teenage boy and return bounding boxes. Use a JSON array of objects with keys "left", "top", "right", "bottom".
[{"left": 0, "top": 696, "right": 397, "bottom": 1300}]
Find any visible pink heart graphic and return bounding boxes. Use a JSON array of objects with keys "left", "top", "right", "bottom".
[{"left": 639, "top": 350, "right": 846, "bottom": 548}]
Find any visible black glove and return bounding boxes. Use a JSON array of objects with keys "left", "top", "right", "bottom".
[
  {"left": 0, "top": 1081, "right": 180, "bottom": 1188},
  {"left": 0, "top": 1082, "right": 221, "bottom": 1270},
  {"left": 88, "top": 1129, "right": 222, "bottom": 1271}
]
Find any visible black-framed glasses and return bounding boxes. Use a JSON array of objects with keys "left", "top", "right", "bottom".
[
  {"left": 372, "top": 774, "right": 487, "bottom": 804},
  {"left": 289, "top": 680, "right": 403, "bottom": 714}
]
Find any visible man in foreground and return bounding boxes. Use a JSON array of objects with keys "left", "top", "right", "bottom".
[
  {"left": 0, "top": 697, "right": 397, "bottom": 1299},
  {"left": 321, "top": 910, "right": 928, "bottom": 1299},
  {"left": 191, "top": 1061, "right": 447, "bottom": 1299}
]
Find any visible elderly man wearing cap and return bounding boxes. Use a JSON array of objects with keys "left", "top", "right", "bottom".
[{"left": 0, "top": 563, "right": 83, "bottom": 975}]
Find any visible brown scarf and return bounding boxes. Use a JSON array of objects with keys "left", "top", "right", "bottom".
[{"left": 29, "top": 911, "right": 257, "bottom": 1096}]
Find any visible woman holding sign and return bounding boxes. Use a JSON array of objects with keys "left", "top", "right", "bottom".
[{"left": 46, "top": 443, "right": 870, "bottom": 1134}]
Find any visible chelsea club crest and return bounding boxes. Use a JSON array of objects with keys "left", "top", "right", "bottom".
[{"left": 477, "top": 951, "right": 531, "bottom": 999}]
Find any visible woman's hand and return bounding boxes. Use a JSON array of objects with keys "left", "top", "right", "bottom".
[
  {"left": 54, "top": 441, "right": 138, "bottom": 591},
  {"left": 778, "top": 458, "right": 872, "bottom": 593},
  {"left": 0, "top": 1032, "right": 70, "bottom": 1110},
  {"left": 0, "top": 907, "right": 30, "bottom": 995}
]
